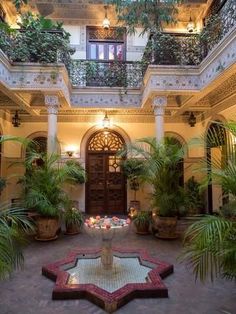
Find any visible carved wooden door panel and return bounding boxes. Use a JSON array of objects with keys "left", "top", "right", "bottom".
[
  {"left": 87, "top": 154, "right": 106, "bottom": 215},
  {"left": 107, "top": 155, "right": 125, "bottom": 214},
  {"left": 86, "top": 130, "right": 126, "bottom": 215}
]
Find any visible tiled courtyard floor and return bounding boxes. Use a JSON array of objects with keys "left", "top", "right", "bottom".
[{"left": 0, "top": 226, "right": 235, "bottom": 314}]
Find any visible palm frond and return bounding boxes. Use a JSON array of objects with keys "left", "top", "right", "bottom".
[
  {"left": 180, "top": 216, "right": 236, "bottom": 282},
  {"left": 0, "top": 203, "right": 34, "bottom": 280}
]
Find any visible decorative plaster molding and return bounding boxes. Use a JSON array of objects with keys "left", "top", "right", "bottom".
[{"left": 70, "top": 92, "right": 141, "bottom": 108}]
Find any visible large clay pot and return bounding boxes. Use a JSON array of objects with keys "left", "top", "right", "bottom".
[
  {"left": 153, "top": 216, "right": 178, "bottom": 239},
  {"left": 65, "top": 223, "right": 81, "bottom": 235},
  {"left": 35, "top": 216, "right": 60, "bottom": 241}
]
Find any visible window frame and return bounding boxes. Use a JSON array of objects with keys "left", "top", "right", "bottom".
[{"left": 86, "top": 26, "right": 126, "bottom": 61}]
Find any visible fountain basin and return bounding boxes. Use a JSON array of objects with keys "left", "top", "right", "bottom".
[{"left": 42, "top": 247, "right": 173, "bottom": 313}]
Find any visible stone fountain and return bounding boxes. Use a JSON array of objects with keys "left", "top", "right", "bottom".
[{"left": 42, "top": 216, "right": 173, "bottom": 313}]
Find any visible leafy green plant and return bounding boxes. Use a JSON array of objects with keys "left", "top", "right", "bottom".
[
  {"left": 181, "top": 215, "right": 236, "bottom": 282},
  {"left": 185, "top": 176, "right": 204, "bottom": 215},
  {"left": 20, "top": 151, "right": 85, "bottom": 217},
  {"left": 220, "top": 201, "right": 236, "bottom": 220},
  {"left": 64, "top": 206, "right": 84, "bottom": 227},
  {"left": 200, "top": 14, "right": 223, "bottom": 57},
  {"left": 0, "top": 135, "right": 34, "bottom": 279},
  {"left": 65, "top": 160, "right": 86, "bottom": 184},
  {"left": 181, "top": 121, "right": 236, "bottom": 282},
  {"left": 120, "top": 137, "right": 186, "bottom": 217},
  {"left": 106, "top": 0, "right": 181, "bottom": 35},
  {"left": 133, "top": 210, "right": 151, "bottom": 227},
  {"left": 12, "top": 0, "right": 28, "bottom": 11},
  {"left": 0, "top": 203, "right": 34, "bottom": 280},
  {"left": 0, "top": 13, "right": 74, "bottom": 67},
  {"left": 121, "top": 158, "right": 143, "bottom": 201},
  {"left": 152, "top": 32, "right": 181, "bottom": 65}
]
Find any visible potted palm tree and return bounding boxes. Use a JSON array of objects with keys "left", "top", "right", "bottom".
[
  {"left": 21, "top": 151, "right": 86, "bottom": 241},
  {"left": 180, "top": 121, "right": 236, "bottom": 282},
  {"left": 122, "top": 137, "right": 186, "bottom": 239}
]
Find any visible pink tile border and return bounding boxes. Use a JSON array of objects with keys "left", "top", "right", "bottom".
[{"left": 42, "top": 247, "right": 173, "bottom": 312}]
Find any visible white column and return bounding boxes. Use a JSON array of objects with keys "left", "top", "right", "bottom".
[
  {"left": 153, "top": 96, "right": 167, "bottom": 142},
  {"left": 45, "top": 95, "right": 59, "bottom": 154}
]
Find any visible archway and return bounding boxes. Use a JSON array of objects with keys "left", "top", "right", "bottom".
[
  {"left": 206, "top": 122, "right": 227, "bottom": 213},
  {"left": 86, "top": 129, "right": 126, "bottom": 215}
]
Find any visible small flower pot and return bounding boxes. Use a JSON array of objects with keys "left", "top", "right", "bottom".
[
  {"left": 134, "top": 221, "right": 150, "bottom": 235},
  {"left": 65, "top": 223, "right": 82, "bottom": 235}
]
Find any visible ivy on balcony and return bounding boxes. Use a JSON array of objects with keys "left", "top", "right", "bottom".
[
  {"left": 0, "top": 13, "right": 74, "bottom": 68},
  {"left": 69, "top": 60, "right": 146, "bottom": 88},
  {"left": 143, "top": 0, "right": 235, "bottom": 66}
]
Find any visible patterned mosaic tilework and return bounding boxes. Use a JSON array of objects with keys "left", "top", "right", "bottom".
[
  {"left": 67, "top": 256, "right": 151, "bottom": 292},
  {"left": 42, "top": 247, "right": 173, "bottom": 312}
]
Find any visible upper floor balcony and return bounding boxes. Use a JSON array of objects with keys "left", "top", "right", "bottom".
[{"left": 0, "top": 0, "right": 235, "bottom": 121}]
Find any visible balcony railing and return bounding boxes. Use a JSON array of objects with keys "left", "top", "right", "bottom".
[
  {"left": 69, "top": 60, "right": 145, "bottom": 88},
  {"left": 143, "top": 0, "right": 235, "bottom": 66}
]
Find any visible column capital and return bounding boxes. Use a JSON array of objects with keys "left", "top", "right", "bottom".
[
  {"left": 153, "top": 96, "right": 167, "bottom": 107},
  {"left": 152, "top": 96, "right": 167, "bottom": 116},
  {"left": 45, "top": 95, "right": 59, "bottom": 115}
]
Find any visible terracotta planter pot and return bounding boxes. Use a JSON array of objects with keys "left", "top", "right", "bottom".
[
  {"left": 35, "top": 216, "right": 60, "bottom": 241},
  {"left": 153, "top": 216, "right": 178, "bottom": 239},
  {"left": 134, "top": 221, "right": 150, "bottom": 235},
  {"left": 65, "top": 223, "right": 82, "bottom": 235}
]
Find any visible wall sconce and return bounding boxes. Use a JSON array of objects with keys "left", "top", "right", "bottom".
[
  {"left": 102, "top": 112, "right": 110, "bottom": 129},
  {"left": 66, "top": 151, "right": 74, "bottom": 157},
  {"left": 64, "top": 145, "right": 78, "bottom": 158},
  {"left": 187, "top": 16, "right": 195, "bottom": 33},
  {"left": 188, "top": 112, "right": 196, "bottom": 127},
  {"left": 102, "top": 5, "right": 110, "bottom": 30},
  {"left": 12, "top": 110, "right": 21, "bottom": 127}
]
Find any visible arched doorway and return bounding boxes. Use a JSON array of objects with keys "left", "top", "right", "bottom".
[
  {"left": 206, "top": 122, "right": 227, "bottom": 213},
  {"left": 86, "top": 129, "right": 126, "bottom": 215}
]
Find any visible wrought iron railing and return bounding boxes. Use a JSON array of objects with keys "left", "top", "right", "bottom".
[
  {"left": 143, "top": 0, "right": 235, "bottom": 66},
  {"left": 69, "top": 60, "right": 145, "bottom": 88}
]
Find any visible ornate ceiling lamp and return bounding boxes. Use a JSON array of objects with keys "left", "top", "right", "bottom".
[{"left": 102, "top": 5, "right": 110, "bottom": 30}]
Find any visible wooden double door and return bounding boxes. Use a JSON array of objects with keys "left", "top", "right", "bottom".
[{"left": 86, "top": 130, "right": 126, "bottom": 215}]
